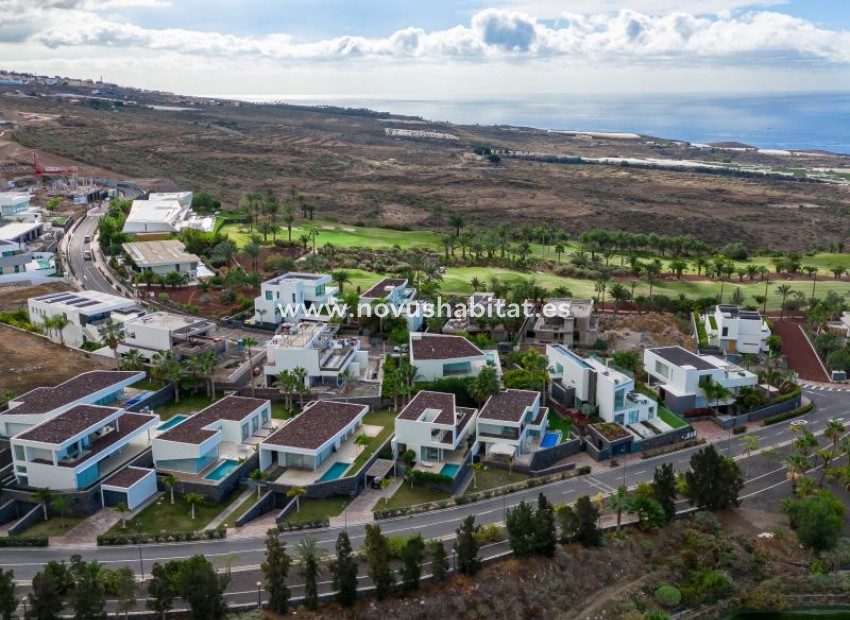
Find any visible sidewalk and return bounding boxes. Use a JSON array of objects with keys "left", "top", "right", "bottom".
[
  {"left": 207, "top": 488, "right": 254, "bottom": 530},
  {"left": 329, "top": 482, "right": 399, "bottom": 527}
]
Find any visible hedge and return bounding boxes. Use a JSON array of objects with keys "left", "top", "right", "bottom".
[
  {"left": 694, "top": 312, "right": 708, "bottom": 347},
  {"left": 97, "top": 527, "right": 225, "bottom": 546},
  {"left": 768, "top": 385, "right": 802, "bottom": 406},
  {"left": 410, "top": 470, "right": 453, "bottom": 485},
  {"left": 641, "top": 439, "right": 705, "bottom": 460},
  {"left": 276, "top": 517, "right": 329, "bottom": 532},
  {"left": 0, "top": 536, "right": 48, "bottom": 547},
  {"left": 762, "top": 402, "right": 814, "bottom": 426}
]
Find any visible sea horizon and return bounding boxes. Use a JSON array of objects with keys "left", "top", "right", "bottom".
[{"left": 209, "top": 91, "right": 850, "bottom": 155}]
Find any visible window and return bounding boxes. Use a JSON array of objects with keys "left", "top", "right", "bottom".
[
  {"left": 261, "top": 408, "right": 269, "bottom": 424},
  {"left": 628, "top": 410, "right": 639, "bottom": 424},
  {"left": 265, "top": 291, "right": 273, "bottom": 301},
  {"left": 654, "top": 361, "right": 669, "bottom": 378},
  {"left": 315, "top": 284, "right": 325, "bottom": 296},
  {"left": 614, "top": 388, "right": 625, "bottom": 409},
  {"left": 252, "top": 416, "right": 259, "bottom": 432},
  {"left": 14, "top": 445, "right": 24, "bottom": 460},
  {"left": 241, "top": 423, "right": 249, "bottom": 440}
]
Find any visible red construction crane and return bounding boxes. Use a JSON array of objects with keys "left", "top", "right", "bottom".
[{"left": 33, "top": 152, "right": 77, "bottom": 177}]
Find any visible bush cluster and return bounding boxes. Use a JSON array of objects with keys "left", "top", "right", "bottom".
[
  {"left": 0, "top": 535, "right": 48, "bottom": 547},
  {"left": 763, "top": 402, "right": 814, "bottom": 426},
  {"left": 97, "top": 527, "right": 225, "bottom": 546},
  {"left": 275, "top": 518, "right": 329, "bottom": 532}
]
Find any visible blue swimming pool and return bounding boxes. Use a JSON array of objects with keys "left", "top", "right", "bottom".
[
  {"left": 156, "top": 415, "right": 188, "bottom": 431},
  {"left": 540, "top": 431, "right": 561, "bottom": 448},
  {"left": 318, "top": 462, "right": 350, "bottom": 482},
  {"left": 124, "top": 391, "right": 151, "bottom": 408},
  {"left": 439, "top": 463, "right": 460, "bottom": 478},
  {"left": 204, "top": 460, "right": 239, "bottom": 481}
]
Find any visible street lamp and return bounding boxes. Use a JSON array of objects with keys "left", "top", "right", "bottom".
[
  {"left": 136, "top": 518, "right": 144, "bottom": 580},
  {"left": 622, "top": 451, "right": 628, "bottom": 487},
  {"left": 342, "top": 500, "right": 348, "bottom": 532},
  {"left": 256, "top": 581, "right": 262, "bottom": 610},
  {"left": 22, "top": 596, "right": 28, "bottom": 617}
]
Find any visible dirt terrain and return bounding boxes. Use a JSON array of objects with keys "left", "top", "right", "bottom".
[
  {"left": 0, "top": 283, "right": 111, "bottom": 395},
  {"left": 2, "top": 89, "right": 849, "bottom": 252}
]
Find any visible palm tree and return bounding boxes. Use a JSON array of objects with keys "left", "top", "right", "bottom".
[
  {"left": 286, "top": 486, "right": 307, "bottom": 512},
  {"left": 114, "top": 501, "right": 130, "bottom": 529},
  {"left": 162, "top": 473, "right": 177, "bottom": 505},
  {"left": 331, "top": 270, "right": 351, "bottom": 293},
  {"left": 242, "top": 337, "right": 259, "bottom": 397},
  {"left": 469, "top": 462, "right": 483, "bottom": 490},
  {"left": 274, "top": 370, "right": 295, "bottom": 410},
  {"left": 196, "top": 351, "right": 217, "bottom": 400},
  {"left": 243, "top": 239, "right": 262, "bottom": 273},
  {"left": 741, "top": 435, "right": 758, "bottom": 477},
  {"left": 35, "top": 487, "right": 53, "bottom": 520},
  {"left": 826, "top": 419, "right": 846, "bottom": 459},
  {"left": 52, "top": 495, "right": 68, "bottom": 527},
  {"left": 98, "top": 318, "right": 125, "bottom": 369},
  {"left": 282, "top": 202, "right": 295, "bottom": 243},
  {"left": 783, "top": 454, "right": 810, "bottom": 494},
  {"left": 51, "top": 315, "right": 71, "bottom": 346},
  {"left": 448, "top": 214, "right": 465, "bottom": 237},
  {"left": 700, "top": 376, "right": 732, "bottom": 416},
  {"left": 776, "top": 284, "right": 793, "bottom": 320},
  {"left": 162, "top": 360, "right": 184, "bottom": 405},
  {"left": 554, "top": 242, "right": 566, "bottom": 263},
  {"left": 470, "top": 276, "right": 483, "bottom": 292},
  {"left": 249, "top": 469, "right": 267, "bottom": 498},
  {"left": 121, "top": 349, "right": 145, "bottom": 372},
  {"left": 184, "top": 493, "right": 204, "bottom": 520},
  {"left": 292, "top": 366, "right": 308, "bottom": 408},
  {"left": 608, "top": 282, "right": 629, "bottom": 315}
]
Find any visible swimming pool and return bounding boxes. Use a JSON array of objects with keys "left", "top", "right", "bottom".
[
  {"left": 123, "top": 391, "right": 151, "bottom": 408},
  {"left": 540, "top": 431, "right": 561, "bottom": 448},
  {"left": 204, "top": 459, "right": 239, "bottom": 481},
  {"left": 156, "top": 414, "right": 188, "bottom": 431},
  {"left": 318, "top": 462, "right": 350, "bottom": 482},
  {"left": 439, "top": 463, "right": 460, "bottom": 478}
]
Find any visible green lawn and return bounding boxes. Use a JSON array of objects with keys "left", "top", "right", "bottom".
[
  {"left": 545, "top": 414, "right": 574, "bottom": 441},
  {"left": 385, "top": 483, "right": 452, "bottom": 509},
  {"left": 12, "top": 515, "right": 86, "bottom": 538},
  {"left": 284, "top": 498, "right": 346, "bottom": 523},
  {"left": 131, "top": 378, "right": 165, "bottom": 392},
  {"left": 464, "top": 466, "right": 530, "bottom": 495},
  {"left": 656, "top": 406, "right": 687, "bottom": 429},
  {"left": 107, "top": 491, "right": 242, "bottom": 535},
  {"left": 345, "top": 409, "right": 396, "bottom": 476},
  {"left": 153, "top": 394, "right": 214, "bottom": 420}
]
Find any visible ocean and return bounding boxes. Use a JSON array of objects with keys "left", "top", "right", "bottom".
[{"left": 235, "top": 92, "right": 850, "bottom": 154}]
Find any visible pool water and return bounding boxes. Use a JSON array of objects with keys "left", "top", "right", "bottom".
[
  {"left": 156, "top": 414, "right": 187, "bottom": 431},
  {"left": 318, "top": 462, "right": 351, "bottom": 482},
  {"left": 204, "top": 459, "right": 239, "bottom": 481},
  {"left": 439, "top": 463, "right": 460, "bottom": 478},
  {"left": 540, "top": 431, "right": 561, "bottom": 448}
]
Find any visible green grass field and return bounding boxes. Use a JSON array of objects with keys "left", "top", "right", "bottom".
[
  {"left": 13, "top": 515, "right": 86, "bottom": 538},
  {"left": 464, "top": 466, "right": 530, "bottom": 495},
  {"left": 284, "top": 498, "right": 346, "bottom": 523},
  {"left": 107, "top": 491, "right": 242, "bottom": 535},
  {"left": 346, "top": 409, "right": 396, "bottom": 475},
  {"left": 385, "top": 483, "right": 452, "bottom": 509}
]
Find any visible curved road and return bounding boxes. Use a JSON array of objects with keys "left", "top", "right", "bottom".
[{"left": 4, "top": 389, "right": 847, "bottom": 600}]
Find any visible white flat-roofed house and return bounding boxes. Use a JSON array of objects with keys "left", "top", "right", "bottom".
[
  {"left": 0, "top": 192, "right": 41, "bottom": 223},
  {"left": 0, "top": 238, "right": 55, "bottom": 283},
  {"left": 704, "top": 305, "right": 771, "bottom": 354},
  {"left": 524, "top": 298, "right": 598, "bottom": 347},
  {"left": 100, "top": 466, "right": 158, "bottom": 510},
  {"left": 122, "top": 239, "right": 201, "bottom": 282},
  {"left": 0, "top": 221, "right": 44, "bottom": 245},
  {"left": 151, "top": 395, "right": 271, "bottom": 474},
  {"left": 547, "top": 345, "right": 656, "bottom": 425},
  {"left": 360, "top": 277, "right": 423, "bottom": 331},
  {"left": 408, "top": 333, "right": 495, "bottom": 381},
  {"left": 28, "top": 290, "right": 145, "bottom": 348},
  {"left": 10, "top": 404, "right": 158, "bottom": 490},
  {"left": 0, "top": 370, "right": 146, "bottom": 439},
  {"left": 394, "top": 391, "right": 478, "bottom": 463},
  {"left": 263, "top": 321, "right": 368, "bottom": 387},
  {"left": 644, "top": 346, "right": 759, "bottom": 414},
  {"left": 148, "top": 191, "right": 193, "bottom": 210},
  {"left": 476, "top": 390, "right": 548, "bottom": 457},
  {"left": 117, "top": 311, "right": 221, "bottom": 362},
  {"left": 253, "top": 272, "right": 337, "bottom": 325},
  {"left": 121, "top": 199, "right": 189, "bottom": 234},
  {"left": 259, "top": 400, "right": 368, "bottom": 472}
]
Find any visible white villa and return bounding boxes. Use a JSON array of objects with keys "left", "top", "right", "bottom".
[
  {"left": 360, "top": 277, "right": 423, "bottom": 331},
  {"left": 523, "top": 298, "right": 598, "bottom": 347},
  {"left": 151, "top": 395, "right": 271, "bottom": 475},
  {"left": 259, "top": 400, "right": 369, "bottom": 476},
  {"left": 28, "top": 290, "right": 146, "bottom": 348},
  {"left": 117, "top": 311, "right": 221, "bottom": 361},
  {"left": 0, "top": 222, "right": 45, "bottom": 246},
  {"left": 121, "top": 198, "right": 189, "bottom": 234},
  {"left": 644, "top": 346, "right": 759, "bottom": 414},
  {"left": 0, "top": 238, "right": 55, "bottom": 283},
  {"left": 442, "top": 292, "right": 510, "bottom": 339},
  {"left": 704, "top": 304, "right": 771, "bottom": 354},
  {"left": 3, "top": 370, "right": 156, "bottom": 490},
  {"left": 122, "top": 239, "right": 202, "bottom": 281},
  {"left": 263, "top": 321, "right": 368, "bottom": 387},
  {"left": 408, "top": 333, "right": 495, "bottom": 382},
  {"left": 0, "top": 192, "right": 41, "bottom": 222},
  {"left": 476, "top": 389, "right": 549, "bottom": 458},
  {"left": 253, "top": 272, "right": 337, "bottom": 325},
  {"left": 547, "top": 345, "right": 656, "bottom": 425},
  {"left": 394, "top": 390, "right": 478, "bottom": 464}
]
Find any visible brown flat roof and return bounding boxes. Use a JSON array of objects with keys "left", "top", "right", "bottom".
[
  {"left": 102, "top": 466, "right": 154, "bottom": 489},
  {"left": 16, "top": 405, "right": 121, "bottom": 444},
  {"left": 410, "top": 333, "right": 485, "bottom": 361},
  {"left": 478, "top": 390, "right": 539, "bottom": 423},
  {"left": 3, "top": 371, "right": 142, "bottom": 416},
  {"left": 55, "top": 413, "right": 156, "bottom": 468},
  {"left": 361, "top": 278, "right": 407, "bottom": 299},
  {"left": 156, "top": 395, "right": 267, "bottom": 445},
  {"left": 397, "top": 391, "right": 457, "bottom": 425},
  {"left": 263, "top": 400, "right": 368, "bottom": 451}
]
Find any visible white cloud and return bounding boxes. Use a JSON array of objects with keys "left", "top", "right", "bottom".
[{"left": 477, "top": 0, "right": 789, "bottom": 20}]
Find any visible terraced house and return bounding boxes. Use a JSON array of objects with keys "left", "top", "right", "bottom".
[
  {"left": 408, "top": 332, "right": 495, "bottom": 381},
  {"left": 394, "top": 390, "right": 478, "bottom": 467},
  {"left": 476, "top": 389, "right": 549, "bottom": 458}
]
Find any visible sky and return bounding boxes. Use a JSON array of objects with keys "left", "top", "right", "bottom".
[{"left": 1, "top": 0, "right": 849, "bottom": 99}]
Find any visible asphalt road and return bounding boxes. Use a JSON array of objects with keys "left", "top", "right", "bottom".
[
  {"left": 4, "top": 388, "right": 847, "bottom": 596},
  {"left": 65, "top": 203, "right": 121, "bottom": 295}
]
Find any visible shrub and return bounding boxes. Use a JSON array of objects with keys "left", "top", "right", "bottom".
[
  {"left": 577, "top": 466, "right": 592, "bottom": 475},
  {"left": 474, "top": 523, "right": 505, "bottom": 545},
  {"left": 763, "top": 402, "right": 814, "bottom": 426},
  {"left": 97, "top": 528, "right": 225, "bottom": 546},
  {"left": 0, "top": 536, "right": 48, "bottom": 547},
  {"left": 276, "top": 518, "right": 329, "bottom": 532},
  {"left": 655, "top": 584, "right": 682, "bottom": 608},
  {"left": 732, "top": 425, "right": 747, "bottom": 435}
]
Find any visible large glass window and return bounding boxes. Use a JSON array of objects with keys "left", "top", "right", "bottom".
[{"left": 241, "top": 423, "right": 249, "bottom": 440}]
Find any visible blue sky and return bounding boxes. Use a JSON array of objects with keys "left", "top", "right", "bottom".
[{"left": 1, "top": 0, "right": 848, "bottom": 97}]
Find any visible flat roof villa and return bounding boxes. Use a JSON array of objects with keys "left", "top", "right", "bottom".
[
  {"left": 11, "top": 403, "right": 158, "bottom": 490},
  {"left": 704, "top": 304, "right": 771, "bottom": 354},
  {"left": 121, "top": 199, "right": 188, "bottom": 234},
  {"left": 28, "top": 290, "right": 145, "bottom": 348},
  {"left": 394, "top": 390, "right": 478, "bottom": 469},
  {"left": 409, "top": 332, "right": 496, "bottom": 381},
  {"left": 476, "top": 389, "right": 548, "bottom": 458},
  {"left": 361, "top": 277, "right": 422, "bottom": 330},
  {"left": 644, "top": 346, "right": 758, "bottom": 414},
  {"left": 259, "top": 400, "right": 370, "bottom": 485},
  {"left": 122, "top": 239, "right": 202, "bottom": 280},
  {"left": 117, "top": 311, "right": 221, "bottom": 361},
  {"left": 0, "top": 370, "right": 145, "bottom": 439},
  {"left": 100, "top": 466, "right": 157, "bottom": 510},
  {"left": 253, "top": 272, "right": 336, "bottom": 325},
  {"left": 523, "top": 298, "right": 598, "bottom": 347},
  {"left": 151, "top": 395, "right": 271, "bottom": 477}
]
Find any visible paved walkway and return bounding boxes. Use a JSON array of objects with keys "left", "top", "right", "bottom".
[
  {"left": 51, "top": 492, "right": 166, "bottom": 547},
  {"left": 329, "top": 482, "right": 399, "bottom": 527},
  {"left": 207, "top": 488, "right": 254, "bottom": 530}
]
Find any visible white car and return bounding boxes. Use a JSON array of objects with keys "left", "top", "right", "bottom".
[{"left": 790, "top": 419, "right": 808, "bottom": 427}]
